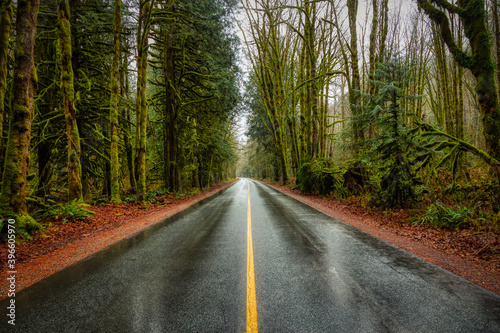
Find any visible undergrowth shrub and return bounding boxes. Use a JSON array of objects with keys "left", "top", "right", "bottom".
[
  {"left": 147, "top": 187, "right": 171, "bottom": 203},
  {"left": 296, "top": 158, "right": 346, "bottom": 196},
  {"left": 342, "top": 161, "right": 366, "bottom": 195},
  {"left": 413, "top": 201, "right": 480, "bottom": 231},
  {"left": 0, "top": 213, "right": 44, "bottom": 241},
  {"left": 32, "top": 198, "right": 94, "bottom": 223}
]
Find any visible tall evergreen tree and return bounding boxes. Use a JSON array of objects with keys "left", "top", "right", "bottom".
[{"left": 362, "top": 54, "right": 425, "bottom": 207}]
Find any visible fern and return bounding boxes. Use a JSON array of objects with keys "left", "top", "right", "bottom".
[
  {"left": 414, "top": 201, "right": 480, "bottom": 231},
  {"left": 33, "top": 198, "right": 94, "bottom": 222}
]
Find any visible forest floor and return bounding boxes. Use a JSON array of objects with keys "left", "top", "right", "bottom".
[
  {"left": 262, "top": 180, "right": 500, "bottom": 295},
  {"left": 0, "top": 181, "right": 236, "bottom": 299}
]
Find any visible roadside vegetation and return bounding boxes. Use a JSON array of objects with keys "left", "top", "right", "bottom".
[{"left": 239, "top": 0, "right": 500, "bottom": 240}]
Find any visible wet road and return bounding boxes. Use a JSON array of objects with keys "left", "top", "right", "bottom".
[{"left": 2, "top": 178, "right": 500, "bottom": 332}]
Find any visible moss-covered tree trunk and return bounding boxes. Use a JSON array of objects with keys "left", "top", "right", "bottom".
[
  {"left": 304, "top": 0, "right": 319, "bottom": 157},
  {"left": 0, "top": 0, "right": 39, "bottom": 221},
  {"left": 418, "top": 0, "right": 500, "bottom": 161},
  {"left": 120, "top": 46, "right": 136, "bottom": 192},
  {"left": 347, "top": 0, "right": 364, "bottom": 145},
  {"left": 58, "top": 0, "right": 82, "bottom": 201},
  {"left": 136, "top": 0, "right": 150, "bottom": 201},
  {"left": 493, "top": 0, "right": 500, "bottom": 95},
  {"left": 321, "top": 79, "right": 329, "bottom": 157},
  {"left": 455, "top": 26, "right": 465, "bottom": 140},
  {"left": 368, "top": 0, "right": 378, "bottom": 96},
  {"left": 109, "top": 0, "right": 121, "bottom": 203},
  {"left": 299, "top": 43, "right": 308, "bottom": 158},
  {"left": 378, "top": 0, "right": 389, "bottom": 62},
  {"left": 433, "top": 29, "right": 454, "bottom": 134},
  {"left": 288, "top": 59, "right": 299, "bottom": 174},
  {"left": 163, "top": 18, "right": 181, "bottom": 192},
  {"left": 0, "top": 0, "right": 12, "bottom": 163}
]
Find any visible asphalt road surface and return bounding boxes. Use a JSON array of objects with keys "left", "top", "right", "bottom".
[{"left": 2, "top": 178, "right": 500, "bottom": 332}]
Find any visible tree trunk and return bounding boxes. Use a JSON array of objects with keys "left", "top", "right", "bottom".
[
  {"left": 120, "top": 46, "right": 136, "bottom": 192},
  {"left": 433, "top": 28, "right": 454, "bottom": 135},
  {"left": 0, "top": 0, "right": 39, "bottom": 219},
  {"left": 163, "top": 19, "right": 180, "bottom": 192},
  {"left": 368, "top": 0, "right": 378, "bottom": 88},
  {"left": 347, "top": 0, "right": 364, "bottom": 144},
  {"left": 288, "top": 58, "right": 299, "bottom": 175},
  {"left": 58, "top": 0, "right": 82, "bottom": 201},
  {"left": 273, "top": 145, "right": 280, "bottom": 182},
  {"left": 299, "top": 43, "right": 308, "bottom": 158},
  {"left": 378, "top": 0, "right": 389, "bottom": 62},
  {"left": 0, "top": 0, "right": 12, "bottom": 164},
  {"left": 36, "top": 104, "right": 53, "bottom": 197},
  {"left": 305, "top": 0, "right": 319, "bottom": 157},
  {"left": 493, "top": 0, "right": 500, "bottom": 95},
  {"left": 368, "top": 0, "right": 378, "bottom": 139},
  {"left": 109, "top": 0, "right": 121, "bottom": 203},
  {"left": 136, "top": 0, "right": 150, "bottom": 201}
]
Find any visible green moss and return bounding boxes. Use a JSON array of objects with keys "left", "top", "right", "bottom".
[{"left": 14, "top": 212, "right": 44, "bottom": 241}]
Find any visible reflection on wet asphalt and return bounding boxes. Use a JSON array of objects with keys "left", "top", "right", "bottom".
[{"left": 1, "top": 179, "right": 499, "bottom": 332}]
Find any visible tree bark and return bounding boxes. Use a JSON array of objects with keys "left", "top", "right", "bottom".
[
  {"left": 493, "top": 0, "right": 500, "bottom": 95},
  {"left": 288, "top": 58, "right": 299, "bottom": 174},
  {"left": 0, "top": 0, "right": 12, "bottom": 162},
  {"left": 368, "top": 0, "right": 378, "bottom": 91},
  {"left": 305, "top": 0, "right": 319, "bottom": 157},
  {"left": 110, "top": 0, "right": 121, "bottom": 203},
  {"left": 36, "top": 104, "right": 53, "bottom": 197},
  {"left": 162, "top": 11, "right": 181, "bottom": 192},
  {"left": 120, "top": 46, "right": 136, "bottom": 192},
  {"left": 347, "top": 0, "right": 364, "bottom": 144},
  {"left": 299, "top": 42, "right": 308, "bottom": 158},
  {"left": 0, "top": 0, "right": 40, "bottom": 219},
  {"left": 136, "top": 0, "right": 150, "bottom": 201},
  {"left": 378, "top": 0, "right": 389, "bottom": 62},
  {"left": 58, "top": 0, "right": 82, "bottom": 201}
]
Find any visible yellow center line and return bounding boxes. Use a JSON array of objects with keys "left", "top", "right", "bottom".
[{"left": 246, "top": 181, "right": 258, "bottom": 333}]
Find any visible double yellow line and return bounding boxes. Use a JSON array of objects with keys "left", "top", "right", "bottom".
[{"left": 246, "top": 182, "right": 258, "bottom": 333}]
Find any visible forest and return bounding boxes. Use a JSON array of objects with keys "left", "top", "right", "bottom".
[
  {"left": 0, "top": 0, "right": 241, "bottom": 238},
  {"left": 239, "top": 0, "right": 500, "bottom": 233},
  {"left": 0, "top": 0, "right": 499, "bottom": 241}
]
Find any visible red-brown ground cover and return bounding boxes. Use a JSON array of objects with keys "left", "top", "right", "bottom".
[{"left": 262, "top": 181, "right": 499, "bottom": 295}]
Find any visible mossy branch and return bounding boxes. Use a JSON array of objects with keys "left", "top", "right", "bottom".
[{"left": 416, "top": 120, "right": 500, "bottom": 175}]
